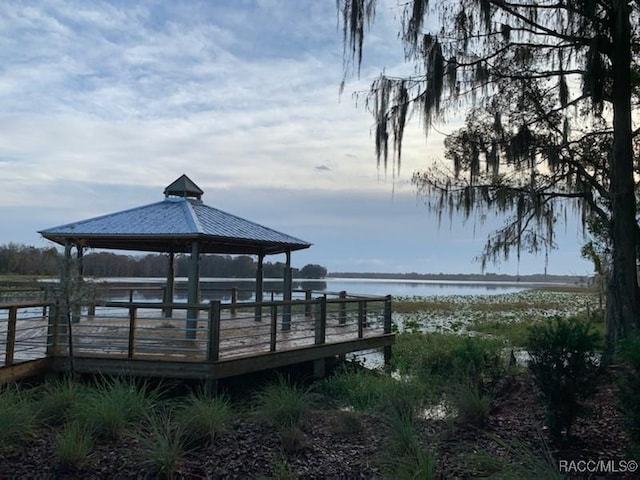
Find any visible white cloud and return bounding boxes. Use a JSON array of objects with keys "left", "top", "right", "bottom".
[{"left": 0, "top": 0, "right": 593, "bottom": 276}]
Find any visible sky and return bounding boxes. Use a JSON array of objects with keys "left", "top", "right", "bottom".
[{"left": 0, "top": 0, "right": 595, "bottom": 276}]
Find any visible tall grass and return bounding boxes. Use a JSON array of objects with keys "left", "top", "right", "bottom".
[
  {"left": 392, "top": 332, "right": 505, "bottom": 387},
  {"left": 136, "top": 413, "right": 184, "bottom": 480},
  {"left": 0, "top": 385, "right": 37, "bottom": 450},
  {"left": 174, "top": 392, "right": 232, "bottom": 448},
  {"left": 72, "top": 377, "right": 160, "bottom": 440},
  {"left": 56, "top": 420, "right": 94, "bottom": 469},
  {"left": 319, "top": 366, "right": 429, "bottom": 415},
  {"left": 380, "top": 409, "right": 436, "bottom": 480},
  {"left": 35, "top": 376, "right": 84, "bottom": 426},
  {"left": 252, "top": 374, "right": 319, "bottom": 431},
  {"left": 448, "top": 380, "right": 492, "bottom": 427}
]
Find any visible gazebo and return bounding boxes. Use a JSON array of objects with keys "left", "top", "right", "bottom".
[{"left": 39, "top": 175, "right": 312, "bottom": 337}]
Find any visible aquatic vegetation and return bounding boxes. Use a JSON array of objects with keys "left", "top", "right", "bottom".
[{"left": 391, "top": 289, "right": 598, "bottom": 346}]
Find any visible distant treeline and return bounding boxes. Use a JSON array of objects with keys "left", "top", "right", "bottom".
[
  {"left": 0, "top": 243, "right": 327, "bottom": 279},
  {"left": 329, "top": 271, "right": 592, "bottom": 284}
]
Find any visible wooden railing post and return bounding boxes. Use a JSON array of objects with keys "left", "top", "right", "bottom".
[
  {"left": 282, "top": 299, "right": 291, "bottom": 331},
  {"left": 208, "top": 300, "right": 221, "bottom": 361},
  {"left": 383, "top": 295, "right": 392, "bottom": 365},
  {"left": 127, "top": 306, "right": 137, "bottom": 359},
  {"left": 304, "top": 290, "right": 312, "bottom": 318},
  {"left": 5, "top": 306, "right": 17, "bottom": 366},
  {"left": 231, "top": 287, "right": 238, "bottom": 316},
  {"left": 315, "top": 297, "right": 326, "bottom": 345},
  {"left": 270, "top": 304, "right": 278, "bottom": 352},
  {"left": 357, "top": 301, "right": 365, "bottom": 339},
  {"left": 339, "top": 291, "right": 347, "bottom": 325},
  {"left": 46, "top": 302, "right": 59, "bottom": 356},
  {"left": 42, "top": 289, "right": 48, "bottom": 317}
]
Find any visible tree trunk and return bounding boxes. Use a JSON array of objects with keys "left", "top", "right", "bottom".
[{"left": 606, "top": 2, "right": 639, "bottom": 347}]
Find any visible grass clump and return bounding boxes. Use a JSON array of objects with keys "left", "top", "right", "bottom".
[
  {"left": 0, "top": 384, "right": 37, "bottom": 450},
  {"left": 174, "top": 392, "right": 232, "bottom": 448},
  {"left": 72, "top": 377, "right": 159, "bottom": 440},
  {"left": 136, "top": 413, "right": 184, "bottom": 480},
  {"left": 448, "top": 380, "right": 492, "bottom": 427},
  {"left": 380, "top": 410, "right": 436, "bottom": 480},
  {"left": 56, "top": 420, "right": 94, "bottom": 469},
  {"left": 35, "top": 376, "right": 84, "bottom": 426},
  {"left": 253, "top": 374, "right": 318, "bottom": 431}
]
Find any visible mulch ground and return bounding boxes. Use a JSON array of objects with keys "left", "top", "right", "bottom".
[{"left": 0, "top": 367, "right": 635, "bottom": 479}]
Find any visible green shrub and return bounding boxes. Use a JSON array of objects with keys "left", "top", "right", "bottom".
[
  {"left": 174, "top": 393, "right": 232, "bottom": 448},
  {"left": 136, "top": 413, "right": 184, "bottom": 480},
  {"left": 618, "top": 332, "right": 640, "bottom": 446},
  {"left": 0, "top": 385, "right": 37, "bottom": 450},
  {"left": 56, "top": 420, "right": 94, "bottom": 469},
  {"left": 253, "top": 374, "right": 319, "bottom": 431},
  {"left": 393, "top": 332, "right": 504, "bottom": 387},
  {"left": 72, "top": 377, "right": 159, "bottom": 440},
  {"left": 526, "top": 316, "right": 599, "bottom": 440}
]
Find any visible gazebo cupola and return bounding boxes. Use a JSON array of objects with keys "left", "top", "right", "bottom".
[{"left": 164, "top": 174, "right": 204, "bottom": 201}]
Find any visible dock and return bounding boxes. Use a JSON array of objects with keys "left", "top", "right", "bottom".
[{"left": 0, "top": 293, "right": 394, "bottom": 385}]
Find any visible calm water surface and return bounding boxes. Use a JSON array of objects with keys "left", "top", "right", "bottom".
[{"left": 93, "top": 276, "right": 560, "bottom": 301}]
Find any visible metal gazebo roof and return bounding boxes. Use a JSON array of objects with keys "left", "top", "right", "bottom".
[{"left": 39, "top": 175, "right": 312, "bottom": 255}]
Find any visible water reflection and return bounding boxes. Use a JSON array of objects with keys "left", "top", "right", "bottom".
[{"left": 97, "top": 277, "right": 532, "bottom": 303}]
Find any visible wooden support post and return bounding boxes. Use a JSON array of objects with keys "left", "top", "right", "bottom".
[
  {"left": 208, "top": 301, "right": 221, "bottom": 362},
  {"left": 313, "top": 358, "right": 326, "bottom": 378},
  {"left": 204, "top": 378, "right": 219, "bottom": 397},
  {"left": 315, "top": 297, "right": 326, "bottom": 345},
  {"left": 42, "top": 289, "right": 48, "bottom": 317},
  {"left": 282, "top": 250, "right": 292, "bottom": 330},
  {"left": 255, "top": 254, "right": 264, "bottom": 321},
  {"left": 339, "top": 290, "right": 347, "bottom": 325},
  {"left": 363, "top": 302, "right": 368, "bottom": 328},
  {"left": 73, "top": 245, "right": 83, "bottom": 323},
  {"left": 46, "top": 302, "right": 59, "bottom": 356},
  {"left": 129, "top": 289, "right": 134, "bottom": 303},
  {"left": 187, "top": 241, "right": 200, "bottom": 340},
  {"left": 127, "top": 306, "right": 137, "bottom": 359},
  {"left": 383, "top": 295, "right": 392, "bottom": 365},
  {"left": 357, "top": 301, "right": 365, "bottom": 339},
  {"left": 163, "top": 252, "right": 175, "bottom": 318},
  {"left": 270, "top": 304, "right": 278, "bottom": 352},
  {"left": 5, "top": 306, "right": 17, "bottom": 366},
  {"left": 231, "top": 287, "right": 238, "bottom": 316},
  {"left": 304, "top": 289, "right": 312, "bottom": 318}
]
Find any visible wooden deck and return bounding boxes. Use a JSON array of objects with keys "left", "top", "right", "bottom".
[{"left": 1, "top": 295, "right": 394, "bottom": 383}]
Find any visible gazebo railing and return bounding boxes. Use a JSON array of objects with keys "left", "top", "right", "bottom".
[
  {"left": 1, "top": 301, "right": 52, "bottom": 366},
  {"left": 47, "top": 296, "right": 393, "bottom": 362}
]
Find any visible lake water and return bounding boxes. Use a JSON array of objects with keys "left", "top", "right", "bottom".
[{"left": 91, "top": 276, "right": 561, "bottom": 302}]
